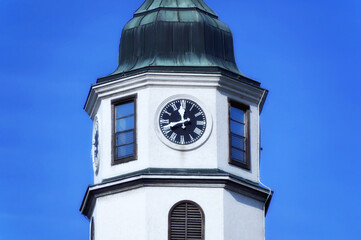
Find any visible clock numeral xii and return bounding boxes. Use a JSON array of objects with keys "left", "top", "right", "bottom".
[{"left": 180, "top": 100, "right": 186, "bottom": 109}]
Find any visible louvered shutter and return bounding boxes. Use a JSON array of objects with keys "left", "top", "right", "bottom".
[{"left": 169, "top": 201, "right": 204, "bottom": 240}]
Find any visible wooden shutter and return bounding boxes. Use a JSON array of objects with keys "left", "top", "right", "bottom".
[{"left": 169, "top": 201, "right": 204, "bottom": 240}]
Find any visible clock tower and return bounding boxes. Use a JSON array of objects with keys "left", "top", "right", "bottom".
[{"left": 81, "top": 0, "right": 272, "bottom": 239}]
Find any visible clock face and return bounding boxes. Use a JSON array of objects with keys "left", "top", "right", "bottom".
[
  {"left": 159, "top": 99, "right": 207, "bottom": 145},
  {"left": 92, "top": 117, "right": 100, "bottom": 175}
]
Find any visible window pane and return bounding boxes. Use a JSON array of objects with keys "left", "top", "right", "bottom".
[
  {"left": 116, "top": 130, "right": 134, "bottom": 146},
  {"left": 230, "top": 106, "right": 244, "bottom": 122},
  {"left": 116, "top": 144, "right": 134, "bottom": 159},
  {"left": 231, "top": 134, "right": 245, "bottom": 150},
  {"left": 116, "top": 102, "right": 134, "bottom": 118},
  {"left": 231, "top": 147, "right": 245, "bottom": 163},
  {"left": 116, "top": 116, "right": 134, "bottom": 132},
  {"left": 230, "top": 120, "right": 244, "bottom": 136}
]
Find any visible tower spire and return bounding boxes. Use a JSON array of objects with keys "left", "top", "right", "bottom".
[
  {"left": 82, "top": 1, "right": 272, "bottom": 239},
  {"left": 99, "top": 0, "right": 243, "bottom": 82}
]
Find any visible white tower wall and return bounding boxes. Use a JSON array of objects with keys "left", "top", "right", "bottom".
[
  {"left": 82, "top": 1, "right": 273, "bottom": 239},
  {"left": 91, "top": 186, "right": 265, "bottom": 240},
  {"left": 87, "top": 73, "right": 266, "bottom": 184},
  {"left": 82, "top": 73, "right": 271, "bottom": 240}
]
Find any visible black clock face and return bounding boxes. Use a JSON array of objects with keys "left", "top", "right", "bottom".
[{"left": 159, "top": 99, "right": 207, "bottom": 145}]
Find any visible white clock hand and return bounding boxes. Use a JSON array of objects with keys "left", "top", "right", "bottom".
[
  {"left": 164, "top": 118, "right": 190, "bottom": 129},
  {"left": 178, "top": 105, "right": 186, "bottom": 129}
]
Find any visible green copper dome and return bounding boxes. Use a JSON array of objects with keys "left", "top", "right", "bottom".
[{"left": 100, "top": 0, "right": 244, "bottom": 82}]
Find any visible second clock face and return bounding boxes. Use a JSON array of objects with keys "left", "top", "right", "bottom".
[{"left": 159, "top": 99, "right": 207, "bottom": 145}]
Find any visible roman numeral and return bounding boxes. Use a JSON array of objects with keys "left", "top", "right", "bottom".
[
  {"left": 163, "top": 125, "right": 171, "bottom": 131},
  {"left": 190, "top": 104, "right": 195, "bottom": 111},
  {"left": 180, "top": 135, "right": 185, "bottom": 144},
  {"left": 170, "top": 103, "right": 177, "bottom": 111},
  {"left": 170, "top": 132, "right": 177, "bottom": 142},
  {"left": 181, "top": 100, "right": 186, "bottom": 109},
  {"left": 160, "top": 119, "right": 169, "bottom": 124},
  {"left": 197, "top": 121, "right": 205, "bottom": 126},
  {"left": 194, "top": 112, "right": 202, "bottom": 117},
  {"left": 189, "top": 134, "right": 194, "bottom": 141},
  {"left": 163, "top": 128, "right": 171, "bottom": 135},
  {"left": 164, "top": 110, "right": 171, "bottom": 116},
  {"left": 194, "top": 127, "right": 202, "bottom": 136}
]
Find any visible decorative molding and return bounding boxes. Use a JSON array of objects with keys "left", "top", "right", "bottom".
[
  {"left": 80, "top": 168, "right": 273, "bottom": 218},
  {"left": 84, "top": 72, "right": 268, "bottom": 118}
]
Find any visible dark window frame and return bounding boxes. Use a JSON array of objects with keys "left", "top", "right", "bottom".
[
  {"left": 111, "top": 94, "right": 137, "bottom": 165},
  {"left": 228, "top": 99, "right": 251, "bottom": 170},
  {"left": 168, "top": 200, "right": 205, "bottom": 240}
]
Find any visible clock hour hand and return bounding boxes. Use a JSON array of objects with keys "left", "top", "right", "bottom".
[{"left": 164, "top": 118, "right": 190, "bottom": 129}]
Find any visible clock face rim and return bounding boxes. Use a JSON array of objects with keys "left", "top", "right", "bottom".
[
  {"left": 155, "top": 94, "right": 213, "bottom": 151},
  {"left": 159, "top": 99, "right": 207, "bottom": 145}
]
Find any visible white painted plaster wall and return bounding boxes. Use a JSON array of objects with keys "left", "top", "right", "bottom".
[
  {"left": 96, "top": 188, "right": 147, "bottom": 240},
  {"left": 223, "top": 190, "right": 265, "bottom": 240},
  {"left": 91, "top": 204, "right": 97, "bottom": 240},
  {"left": 93, "top": 187, "right": 264, "bottom": 240},
  {"left": 91, "top": 73, "right": 263, "bottom": 184}
]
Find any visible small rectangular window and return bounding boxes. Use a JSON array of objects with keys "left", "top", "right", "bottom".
[
  {"left": 229, "top": 100, "right": 250, "bottom": 169},
  {"left": 112, "top": 96, "right": 136, "bottom": 164}
]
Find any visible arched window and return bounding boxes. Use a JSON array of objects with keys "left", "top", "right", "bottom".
[{"left": 169, "top": 200, "right": 205, "bottom": 240}]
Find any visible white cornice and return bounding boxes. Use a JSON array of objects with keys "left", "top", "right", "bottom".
[
  {"left": 84, "top": 72, "right": 267, "bottom": 118},
  {"left": 80, "top": 172, "right": 272, "bottom": 218}
]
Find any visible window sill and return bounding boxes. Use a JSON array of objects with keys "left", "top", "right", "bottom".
[
  {"left": 112, "top": 156, "right": 137, "bottom": 165},
  {"left": 229, "top": 158, "right": 250, "bottom": 170}
]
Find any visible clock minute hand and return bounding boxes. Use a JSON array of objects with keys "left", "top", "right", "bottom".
[{"left": 178, "top": 105, "right": 186, "bottom": 129}]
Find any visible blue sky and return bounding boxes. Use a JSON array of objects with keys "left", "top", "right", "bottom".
[{"left": 0, "top": 0, "right": 360, "bottom": 239}]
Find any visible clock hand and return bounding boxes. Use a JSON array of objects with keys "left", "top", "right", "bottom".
[
  {"left": 178, "top": 105, "right": 186, "bottom": 129},
  {"left": 164, "top": 118, "right": 190, "bottom": 128}
]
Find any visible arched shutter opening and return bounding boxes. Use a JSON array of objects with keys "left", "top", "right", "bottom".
[{"left": 169, "top": 201, "right": 204, "bottom": 240}]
